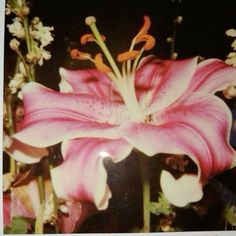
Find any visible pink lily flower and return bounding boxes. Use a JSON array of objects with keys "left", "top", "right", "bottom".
[
  {"left": 13, "top": 16, "right": 236, "bottom": 208},
  {"left": 3, "top": 179, "right": 95, "bottom": 233}
]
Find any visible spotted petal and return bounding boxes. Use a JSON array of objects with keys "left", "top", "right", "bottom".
[
  {"left": 135, "top": 57, "right": 198, "bottom": 114},
  {"left": 13, "top": 82, "right": 127, "bottom": 147},
  {"left": 59, "top": 68, "right": 121, "bottom": 101},
  {"left": 50, "top": 138, "right": 132, "bottom": 210}
]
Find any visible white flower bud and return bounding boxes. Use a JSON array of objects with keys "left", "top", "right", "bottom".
[
  {"left": 9, "top": 38, "right": 20, "bottom": 51},
  {"left": 226, "top": 29, "right": 236, "bottom": 37}
]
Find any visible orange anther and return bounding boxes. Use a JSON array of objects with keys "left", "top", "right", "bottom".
[
  {"left": 70, "top": 49, "right": 91, "bottom": 60},
  {"left": 80, "top": 34, "right": 106, "bottom": 45},
  {"left": 80, "top": 34, "right": 95, "bottom": 45},
  {"left": 94, "top": 53, "right": 111, "bottom": 73},
  {"left": 135, "top": 34, "right": 156, "bottom": 51},
  {"left": 133, "top": 16, "right": 151, "bottom": 42},
  {"left": 117, "top": 50, "right": 140, "bottom": 62}
]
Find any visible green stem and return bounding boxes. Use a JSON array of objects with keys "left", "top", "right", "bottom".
[
  {"left": 23, "top": 17, "right": 32, "bottom": 53},
  {"left": 49, "top": 162, "right": 59, "bottom": 233},
  {"left": 138, "top": 154, "right": 151, "bottom": 232},
  {"left": 35, "top": 174, "right": 45, "bottom": 234},
  {"left": 5, "top": 92, "right": 16, "bottom": 174}
]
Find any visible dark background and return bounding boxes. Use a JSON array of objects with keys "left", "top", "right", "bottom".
[
  {"left": 4, "top": 0, "right": 236, "bottom": 88},
  {"left": 4, "top": 0, "right": 236, "bottom": 232}
]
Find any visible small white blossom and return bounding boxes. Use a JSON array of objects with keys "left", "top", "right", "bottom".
[
  {"left": 9, "top": 38, "right": 20, "bottom": 51},
  {"left": 26, "top": 46, "right": 52, "bottom": 66},
  {"left": 8, "top": 73, "right": 25, "bottom": 94},
  {"left": 7, "top": 17, "right": 25, "bottom": 39},
  {"left": 231, "top": 39, "right": 236, "bottom": 50},
  {"left": 5, "top": 0, "right": 29, "bottom": 16},
  {"left": 30, "top": 17, "right": 54, "bottom": 47},
  {"left": 19, "top": 61, "right": 27, "bottom": 76},
  {"left": 223, "top": 85, "right": 236, "bottom": 99},
  {"left": 226, "top": 29, "right": 236, "bottom": 37},
  {"left": 43, "top": 194, "right": 57, "bottom": 225},
  {"left": 225, "top": 28, "right": 236, "bottom": 67}
]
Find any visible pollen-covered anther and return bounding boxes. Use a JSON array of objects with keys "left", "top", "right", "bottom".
[
  {"left": 70, "top": 49, "right": 91, "bottom": 60},
  {"left": 135, "top": 34, "right": 156, "bottom": 51},
  {"left": 85, "top": 16, "right": 96, "bottom": 26},
  {"left": 94, "top": 53, "right": 112, "bottom": 73},
  {"left": 133, "top": 15, "right": 151, "bottom": 43},
  {"left": 117, "top": 50, "right": 140, "bottom": 62},
  {"left": 80, "top": 33, "right": 106, "bottom": 45}
]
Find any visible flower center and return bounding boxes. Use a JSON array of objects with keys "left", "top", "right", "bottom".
[{"left": 71, "top": 16, "right": 156, "bottom": 122}]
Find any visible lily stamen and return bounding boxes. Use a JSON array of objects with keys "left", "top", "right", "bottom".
[
  {"left": 80, "top": 33, "right": 106, "bottom": 45},
  {"left": 70, "top": 49, "right": 92, "bottom": 61},
  {"left": 135, "top": 34, "right": 156, "bottom": 51},
  {"left": 94, "top": 53, "right": 112, "bottom": 73},
  {"left": 117, "top": 50, "right": 140, "bottom": 63},
  {"left": 132, "top": 15, "right": 151, "bottom": 43}
]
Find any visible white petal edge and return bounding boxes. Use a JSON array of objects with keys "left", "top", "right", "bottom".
[{"left": 160, "top": 170, "right": 203, "bottom": 207}]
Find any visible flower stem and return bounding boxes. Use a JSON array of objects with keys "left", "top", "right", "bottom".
[
  {"left": 35, "top": 174, "right": 45, "bottom": 234},
  {"left": 138, "top": 154, "right": 151, "bottom": 232}
]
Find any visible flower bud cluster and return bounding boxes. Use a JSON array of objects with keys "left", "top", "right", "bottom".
[{"left": 225, "top": 28, "right": 236, "bottom": 66}]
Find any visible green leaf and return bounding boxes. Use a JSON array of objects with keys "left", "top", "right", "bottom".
[
  {"left": 150, "top": 193, "right": 173, "bottom": 216},
  {"left": 4, "top": 216, "right": 29, "bottom": 234},
  {"left": 224, "top": 205, "right": 236, "bottom": 226}
]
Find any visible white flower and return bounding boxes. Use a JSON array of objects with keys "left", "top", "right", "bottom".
[
  {"left": 5, "top": 0, "right": 30, "bottom": 16},
  {"left": 26, "top": 46, "right": 52, "bottom": 66},
  {"left": 9, "top": 38, "right": 20, "bottom": 51},
  {"left": 19, "top": 61, "right": 27, "bottom": 76},
  {"left": 8, "top": 73, "right": 25, "bottom": 94},
  {"left": 7, "top": 17, "right": 25, "bottom": 39},
  {"left": 30, "top": 17, "right": 54, "bottom": 47},
  {"left": 225, "top": 52, "right": 236, "bottom": 66},
  {"left": 226, "top": 29, "right": 236, "bottom": 37},
  {"left": 231, "top": 39, "right": 236, "bottom": 50}
]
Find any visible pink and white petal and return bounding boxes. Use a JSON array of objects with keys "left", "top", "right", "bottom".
[
  {"left": 155, "top": 93, "right": 236, "bottom": 181},
  {"left": 11, "top": 179, "right": 53, "bottom": 219},
  {"left": 123, "top": 121, "right": 210, "bottom": 166},
  {"left": 14, "top": 120, "right": 121, "bottom": 148},
  {"left": 13, "top": 82, "right": 127, "bottom": 147},
  {"left": 3, "top": 194, "right": 11, "bottom": 226},
  {"left": 58, "top": 202, "right": 96, "bottom": 233},
  {"left": 21, "top": 82, "right": 127, "bottom": 124},
  {"left": 135, "top": 57, "right": 198, "bottom": 114},
  {"left": 187, "top": 59, "right": 236, "bottom": 94},
  {"left": 160, "top": 170, "right": 203, "bottom": 207},
  {"left": 59, "top": 68, "right": 122, "bottom": 101},
  {"left": 7, "top": 139, "right": 48, "bottom": 164},
  {"left": 50, "top": 138, "right": 132, "bottom": 210}
]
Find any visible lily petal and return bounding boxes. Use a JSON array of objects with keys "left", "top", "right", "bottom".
[
  {"left": 7, "top": 139, "right": 48, "bottom": 163},
  {"left": 154, "top": 93, "right": 236, "bottom": 181},
  {"left": 59, "top": 68, "right": 121, "bottom": 101},
  {"left": 135, "top": 57, "right": 198, "bottom": 114},
  {"left": 3, "top": 194, "right": 11, "bottom": 226},
  {"left": 188, "top": 59, "right": 236, "bottom": 94},
  {"left": 50, "top": 138, "right": 132, "bottom": 210},
  {"left": 58, "top": 201, "right": 96, "bottom": 233},
  {"left": 160, "top": 170, "right": 203, "bottom": 207},
  {"left": 13, "top": 82, "right": 127, "bottom": 147}
]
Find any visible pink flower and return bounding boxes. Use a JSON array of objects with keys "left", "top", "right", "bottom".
[
  {"left": 13, "top": 56, "right": 236, "bottom": 207},
  {"left": 3, "top": 179, "right": 95, "bottom": 233}
]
